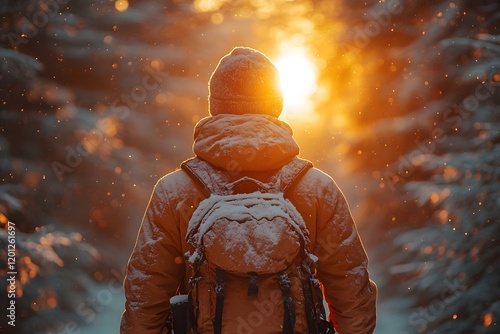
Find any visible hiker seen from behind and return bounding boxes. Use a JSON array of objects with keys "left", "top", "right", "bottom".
[{"left": 120, "top": 46, "right": 377, "bottom": 334}]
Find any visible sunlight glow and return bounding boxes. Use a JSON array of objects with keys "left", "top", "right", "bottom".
[
  {"left": 274, "top": 47, "right": 317, "bottom": 119},
  {"left": 115, "top": 0, "right": 129, "bottom": 12}
]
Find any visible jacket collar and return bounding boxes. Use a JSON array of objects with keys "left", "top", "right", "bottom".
[{"left": 193, "top": 114, "right": 299, "bottom": 172}]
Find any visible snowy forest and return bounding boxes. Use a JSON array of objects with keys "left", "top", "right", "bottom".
[{"left": 0, "top": 0, "right": 499, "bottom": 333}]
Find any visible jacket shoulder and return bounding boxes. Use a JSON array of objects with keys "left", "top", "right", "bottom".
[
  {"left": 155, "top": 168, "right": 204, "bottom": 199},
  {"left": 297, "top": 167, "right": 337, "bottom": 191},
  {"left": 293, "top": 166, "right": 344, "bottom": 205},
  {"left": 158, "top": 168, "right": 193, "bottom": 185}
]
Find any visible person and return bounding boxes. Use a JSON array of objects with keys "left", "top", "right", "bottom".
[{"left": 120, "top": 46, "right": 377, "bottom": 334}]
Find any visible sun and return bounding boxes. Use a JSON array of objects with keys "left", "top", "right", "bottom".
[{"left": 274, "top": 48, "right": 317, "bottom": 119}]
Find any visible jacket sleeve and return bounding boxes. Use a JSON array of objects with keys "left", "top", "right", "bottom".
[
  {"left": 314, "top": 179, "right": 377, "bottom": 334},
  {"left": 120, "top": 179, "right": 185, "bottom": 334}
]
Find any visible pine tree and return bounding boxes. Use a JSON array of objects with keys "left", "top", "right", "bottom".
[
  {"left": 0, "top": 0, "right": 210, "bottom": 332},
  {"left": 3, "top": 0, "right": 497, "bottom": 332},
  {"left": 1, "top": 0, "right": 300, "bottom": 331},
  {"left": 335, "top": 0, "right": 500, "bottom": 332}
]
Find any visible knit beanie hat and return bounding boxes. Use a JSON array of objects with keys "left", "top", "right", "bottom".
[{"left": 208, "top": 47, "right": 283, "bottom": 118}]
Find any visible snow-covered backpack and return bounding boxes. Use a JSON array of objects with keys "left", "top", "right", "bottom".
[{"left": 180, "top": 157, "right": 333, "bottom": 334}]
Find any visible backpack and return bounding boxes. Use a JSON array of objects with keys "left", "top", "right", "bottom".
[{"left": 178, "top": 157, "right": 334, "bottom": 334}]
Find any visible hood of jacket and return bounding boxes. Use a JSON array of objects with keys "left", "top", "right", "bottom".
[{"left": 193, "top": 114, "right": 299, "bottom": 172}]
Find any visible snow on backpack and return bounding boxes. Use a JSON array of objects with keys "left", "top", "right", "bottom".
[{"left": 173, "top": 157, "right": 334, "bottom": 334}]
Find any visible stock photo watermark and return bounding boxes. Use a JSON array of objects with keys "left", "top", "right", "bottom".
[
  {"left": 236, "top": 288, "right": 283, "bottom": 334},
  {"left": 383, "top": 70, "right": 500, "bottom": 191},
  {"left": 5, "top": 221, "right": 17, "bottom": 327},
  {"left": 398, "top": 274, "right": 466, "bottom": 334},
  {"left": 76, "top": 268, "right": 124, "bottom": 323},
  {"left": 342, "top": 0, "right": 403, "bottom": 53},
  {"left": 41, "top": 267, "right": 126, "bottom": 334},
  {"left": 51, "top": 65, "right": 168, "bottom": 182},
  {"left": 8, "top": 0, "right": 71, "bottom": 48}
]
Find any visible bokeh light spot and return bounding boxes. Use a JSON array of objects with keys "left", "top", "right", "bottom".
[{"left": 115, "top": 0, "right": 129, "bottom": 12}]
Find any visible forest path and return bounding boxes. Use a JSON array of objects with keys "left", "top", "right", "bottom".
[
  {"left": 371, "top": 264, "right": 415, "bottom": 334},
  {"left": 79, "top": 265, "right": 414, "bottom": 334}
]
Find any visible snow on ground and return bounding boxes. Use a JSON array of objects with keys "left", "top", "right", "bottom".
[
  {"left": 370, "top": 262, "right": 414, "bottom": 334},
  {"left": 79, "top": 280, "right": 125, "bottom": 334},
  {"left": 375, "top": 294, "right": 414, "bottom": 334},
  {"left": 80, "top": 271, "right": 413, "bottom": 334}
]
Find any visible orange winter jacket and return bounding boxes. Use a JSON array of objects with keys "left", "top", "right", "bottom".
[{"left": 120, "top": 114, "right": 377, "bottom": 334}]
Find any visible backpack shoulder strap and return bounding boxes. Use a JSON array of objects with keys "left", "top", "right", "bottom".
[
  {"left": 181, "top": 157, "right": 313, "bottom": 195},
  {"left": 268, "top": 157, "right": 313, "bottom": 194},
  {"left": 181, "top": 157, "right": 230, "bottom": 196}
]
